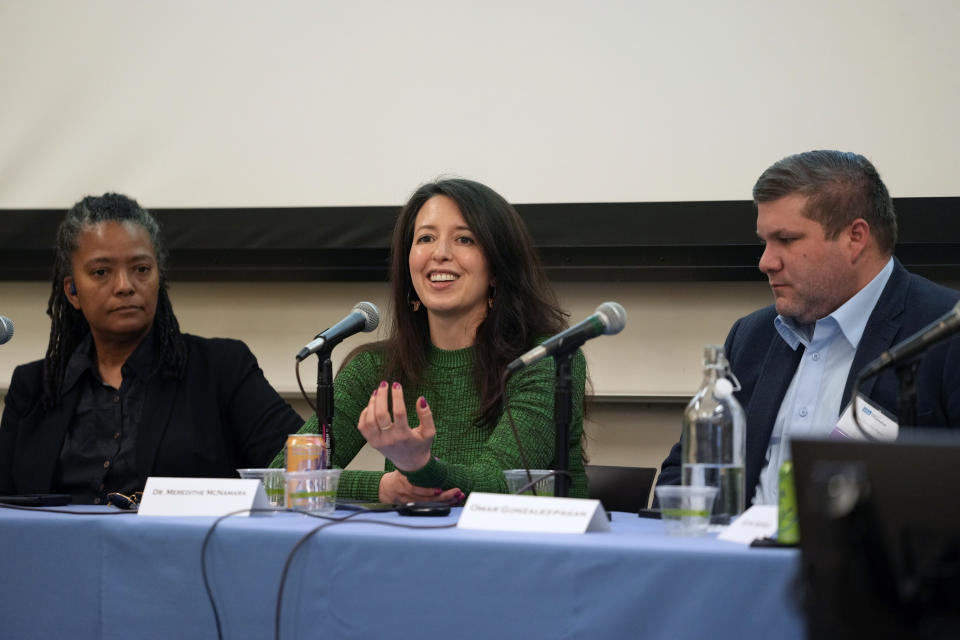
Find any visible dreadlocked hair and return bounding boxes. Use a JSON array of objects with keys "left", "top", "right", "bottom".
[{"left": 41, "top": 193, "right": 188, "bottom": 408}]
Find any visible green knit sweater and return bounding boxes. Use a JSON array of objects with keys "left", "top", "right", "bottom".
[{"left": 274, "top": 345, "right": 587, "bottom": 501}]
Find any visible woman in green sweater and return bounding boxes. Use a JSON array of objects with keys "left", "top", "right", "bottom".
[{"left": 288, "top": 178, "right": 586, "bottom": 503}]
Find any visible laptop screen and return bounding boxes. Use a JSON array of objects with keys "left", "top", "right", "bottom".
[{"left": 791, "top": 436, "right": 960, "bottom": 639}]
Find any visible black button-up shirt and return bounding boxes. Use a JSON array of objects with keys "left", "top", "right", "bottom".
[{"left": 53, "top": 331, "right": 154, "bottom": 504}]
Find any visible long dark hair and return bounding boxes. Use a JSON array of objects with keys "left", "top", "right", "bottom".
[
  {"left": 42, "top": 193, "right": 187, "bottom": 407},
  {"left": 368, "top": 178, "right": 567, "bottom": 428}
]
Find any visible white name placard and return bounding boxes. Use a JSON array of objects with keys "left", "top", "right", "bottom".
[
  {"left": 717, "top": 505, "right": 779, "bottom": 545},
  {"left": 138, "top": 477, "right": 270, "bottom": 516},
  {"left": 457, "top": 492, "right": 610, "bottom": 533}
]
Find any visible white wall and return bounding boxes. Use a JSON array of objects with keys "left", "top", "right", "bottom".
[{"left": 1, "top": 1, "right": 958, "bottom": 208}]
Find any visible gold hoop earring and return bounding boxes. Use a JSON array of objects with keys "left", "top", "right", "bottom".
[{"left": 408, "top": 289, "right": 422, "bottom": 312}]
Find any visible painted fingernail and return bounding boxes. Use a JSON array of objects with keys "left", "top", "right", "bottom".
[
  {"left": 380, "top": 380, "right": 388, "bottom": 388},
  {"left": 433, "top": 488, "right": 442, "bottom": 496},
  {"left": 419, "top": 396, "right": 427, "bottom": 408},
  {"left": 456, "top": 491, "right": 465, "bottom": 500},
  {"left": 392, "top": 382, "right": 400, "bottom": 389}
]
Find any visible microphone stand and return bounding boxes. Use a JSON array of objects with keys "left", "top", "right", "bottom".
[
  {"left": 894, "top": 358, "right": 920, "bottom": 429},
  {"left": 316, "top": 351, "right": 334, "bottom": 468},
  {"left": 553, "top": 350, "right": 575, "bottom": 498}
]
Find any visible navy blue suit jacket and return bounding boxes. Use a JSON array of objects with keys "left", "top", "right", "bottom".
[{"left": 658, "top": 260, "right": 960, "bottom": 504}]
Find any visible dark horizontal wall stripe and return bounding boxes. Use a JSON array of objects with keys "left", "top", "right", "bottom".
[{"left": 2, "top": 197, "right": 958, "bottom": 282}]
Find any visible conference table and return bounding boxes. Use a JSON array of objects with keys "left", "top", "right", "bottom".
[{"left": 0, "top": 504, "right": 804, "bottom": 639}]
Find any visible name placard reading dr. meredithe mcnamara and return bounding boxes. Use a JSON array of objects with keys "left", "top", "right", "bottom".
[
  {"left": 138, "top": 477, "right": 270, "bottom": 516},
  {"left": 457, "top": 492, "right": 609, "bottom": 533}
]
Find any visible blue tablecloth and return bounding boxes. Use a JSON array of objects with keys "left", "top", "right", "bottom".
[{"left": 0, "top": 505, "right": 804, "bottom": 639}]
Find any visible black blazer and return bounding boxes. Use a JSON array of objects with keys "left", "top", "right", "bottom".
[
  {"left": 658, "top": 260, "right": 960, "bottom": 503},
  {"left": 0, "top": 334, "right": 303, "bottom": 495}
]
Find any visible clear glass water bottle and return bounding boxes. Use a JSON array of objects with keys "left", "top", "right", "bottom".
[{"left": 681, "top": 345, "right": 746, "bottom": 525}]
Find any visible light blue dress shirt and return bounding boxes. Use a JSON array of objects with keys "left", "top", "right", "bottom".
[{"left": 753, "top": 258, "right": 894, "bottom": 505}]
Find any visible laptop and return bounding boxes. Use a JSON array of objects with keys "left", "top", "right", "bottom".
[{"left": 791, "top": 436, "right": 960, "bottom": 640}]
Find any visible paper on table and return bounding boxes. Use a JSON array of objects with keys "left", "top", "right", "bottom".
[{"left": 717, "top": 505, "right": 778, "bottom": 545}]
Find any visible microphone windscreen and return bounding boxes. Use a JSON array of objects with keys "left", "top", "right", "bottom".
[
  {"left": 596, "top": 302, "right": 627, "bottom": 335},
  {"left": 0, "top": 315, "right": 13, "bottom": 345},
  {"left": 353, "top": 301, "right": 380, "bottom": 332}
]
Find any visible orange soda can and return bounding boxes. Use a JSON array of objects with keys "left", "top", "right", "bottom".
[
  {"left": 285, "top": 434, "right": 327, "bottom": 472},
  {"left": 285, "top": 434, "right": 326, "bottom": 508}
]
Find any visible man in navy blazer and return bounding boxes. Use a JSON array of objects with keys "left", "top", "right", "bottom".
[{"left": 658, "top": 151, "right": 960, "bottom": 506}]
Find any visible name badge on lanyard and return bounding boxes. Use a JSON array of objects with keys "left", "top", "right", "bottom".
[{"left": 831, "top": 393, "right": 898, "bottom": 441}]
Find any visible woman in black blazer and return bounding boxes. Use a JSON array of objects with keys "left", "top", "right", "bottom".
[{"left": 0, "top": 193, "right": 302, "bottom": 503}]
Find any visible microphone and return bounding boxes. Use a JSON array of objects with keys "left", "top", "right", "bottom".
[
  {"left": 858, "top": 300, "right": 960, "bottom": 379},
  {"left": 0, "top": 315, "right": 13, "bottom": 345},
  {"left": 295, "top": 302, "right": 380, "bottom": 361},
  {"left": 507, "top": 301, "right": 626, "bottom": 373}
]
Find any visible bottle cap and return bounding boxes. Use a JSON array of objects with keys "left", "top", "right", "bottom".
[{"left": 714, "top": 378, "right": 734, "bottom": 399}]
